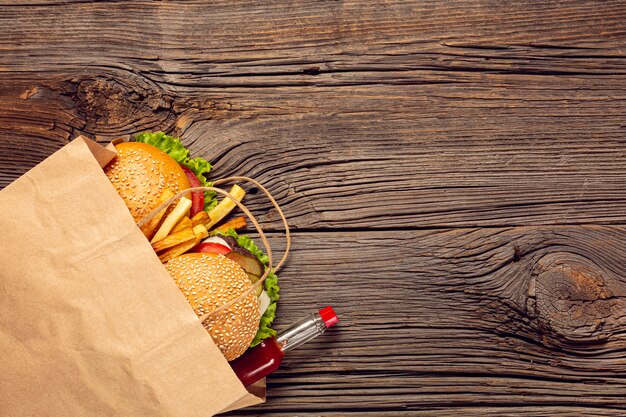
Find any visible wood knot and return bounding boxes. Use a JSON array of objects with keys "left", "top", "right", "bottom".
[
  {"left": 68, "top": 73, "right": 175, "bottom": 137},
  {"left": 530, "top": 252, "right": 619, "bottom": 345}
]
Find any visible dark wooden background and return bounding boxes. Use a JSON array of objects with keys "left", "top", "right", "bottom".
[{"left": 2, "top": 1, "right": 626, "bottom": 415}]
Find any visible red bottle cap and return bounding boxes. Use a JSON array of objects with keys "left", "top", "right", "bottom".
[{"left": 319, "top": 306, "right": 339, "bottom": 328}]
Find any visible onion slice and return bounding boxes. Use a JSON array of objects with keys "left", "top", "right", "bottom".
[
  {"left": 201, "top": 236, "right": 231, "bottom": 249},
  {"left": 259, "top": 290, "right": 271, "bottom": 316}
]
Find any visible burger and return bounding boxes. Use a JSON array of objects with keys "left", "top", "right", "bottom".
[
  {"left": 166, "top": 253, "right": 261, "bottom": 361},
  {"left": 104, "top": 132, "right": 217, "bottom": 223},
  {"left": 104, "top": 132, "right": 280, "bottom": 360}
]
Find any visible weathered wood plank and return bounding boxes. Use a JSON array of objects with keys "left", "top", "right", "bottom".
[
  {"left": 226, "top": 226, "right": 626, "bottom": 415},
  {"left": 227, "top": 410, "right": 626, "bottom": 417},
  {"left": 2, "top": 0, "right": 626, "bottom": 70},
  {"left": 2, "top": 77, "right": 625, "bottom": 228},
  {"left": 1, "top": 2, "right": 625, "bottom": 228}
]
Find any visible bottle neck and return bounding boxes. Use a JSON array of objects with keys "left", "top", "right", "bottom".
[{"left": 276, "top": 313, "right": 326, "bottom": 353}]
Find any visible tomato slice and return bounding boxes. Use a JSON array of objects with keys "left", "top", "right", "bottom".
[
  {"left": 179, "top": 165, "right": 204, "bottom": 217},
  {"left": 194, "top": 242, "right": 231, "bottom": 255}
]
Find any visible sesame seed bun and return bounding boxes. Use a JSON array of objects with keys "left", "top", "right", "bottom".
[
  {"left": 165, "top": 252, "right": 261, "bottom": 361},
  {"left": 104, "top": 142, "right": 190, "bottom": 223}
]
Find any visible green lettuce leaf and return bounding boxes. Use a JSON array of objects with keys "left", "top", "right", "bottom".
[
  {"left": 134, "top": 132, "right": 218, "bottom": 211},
  {"left": 219, "top": 229, "right": 279, "bottom": 347}
]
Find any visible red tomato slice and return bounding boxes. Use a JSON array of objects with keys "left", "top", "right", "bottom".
[
  {"left": 193, "top": 242, "right": 231, "bottom": 255},
  {"left": 179, "top": 165, "right": 204, "bottom": 217}
]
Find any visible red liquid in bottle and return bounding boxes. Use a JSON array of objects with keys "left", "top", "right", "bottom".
[
  {"left": 231, "top": 306, "right": 338, "bottom": 387},
  {"left": 230, "top": 337, "right": 284, "bottom": 387}
]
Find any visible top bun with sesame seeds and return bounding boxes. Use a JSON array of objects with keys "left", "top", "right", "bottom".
[
  {"left": 104, "top": 142, "right": 191, "bottom": 223},
  {"left": 165, "top": 252, "right": 261, "bottom": 361}
]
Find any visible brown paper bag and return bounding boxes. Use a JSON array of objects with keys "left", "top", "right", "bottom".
[{"left": 0, "top": 137, "right": 264, "bottom": 416}]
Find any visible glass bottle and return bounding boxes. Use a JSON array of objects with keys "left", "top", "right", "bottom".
[{"left": 230, "top": 306, "right": 339, "bottom": 387}]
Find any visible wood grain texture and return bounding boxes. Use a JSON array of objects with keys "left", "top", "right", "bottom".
[
  {"left": 1, "top": 0, "right": 626, "bottom": 415},
  {"left": 230, "top": 227, "right": 626, "bottom": 415},
  {"left": 1, "top": 0, "right": 626, "bottom": 229}
]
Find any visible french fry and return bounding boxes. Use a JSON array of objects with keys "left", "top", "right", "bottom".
[
  {"left": 159, "top": 235, "right": 201, "bottom": 263},
  {"left": 151, "top": 196, "right": 192, "bottom": 243},
  {"left": 205, "top": 184, "right": 245, "bottom": 230},
  {"left": 157, "top": 225, "right": 209, "bottom": 263},
  {"left": 152, "top": 227, "right": 196, "bottom": 252},
  {"left": 171, "top": 216, "right": 192, "bottom": 234},
  {"left": 192, "top": 224, "right": 209, "bottom": 240},
  {"left": 190, "top": 211, "right": 210, "bottom": 227},
  {"left": 208, "top": 216, "right": 247, "bottom": 236},
  {"left": 140, "top": 188, "right": 175, "bottom": 239}
]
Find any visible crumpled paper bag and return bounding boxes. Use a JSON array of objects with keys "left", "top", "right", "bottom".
[{"left": 0, "top": 137, "right": 264, "bottom": 416}]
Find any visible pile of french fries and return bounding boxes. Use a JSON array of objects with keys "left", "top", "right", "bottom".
[{"left": 141, "top": 185, "right": 248, "bottom": 263}]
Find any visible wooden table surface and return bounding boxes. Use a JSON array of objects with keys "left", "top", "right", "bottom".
[{"left": 2, "top": 1, "right": 626, "bottom": 415}]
